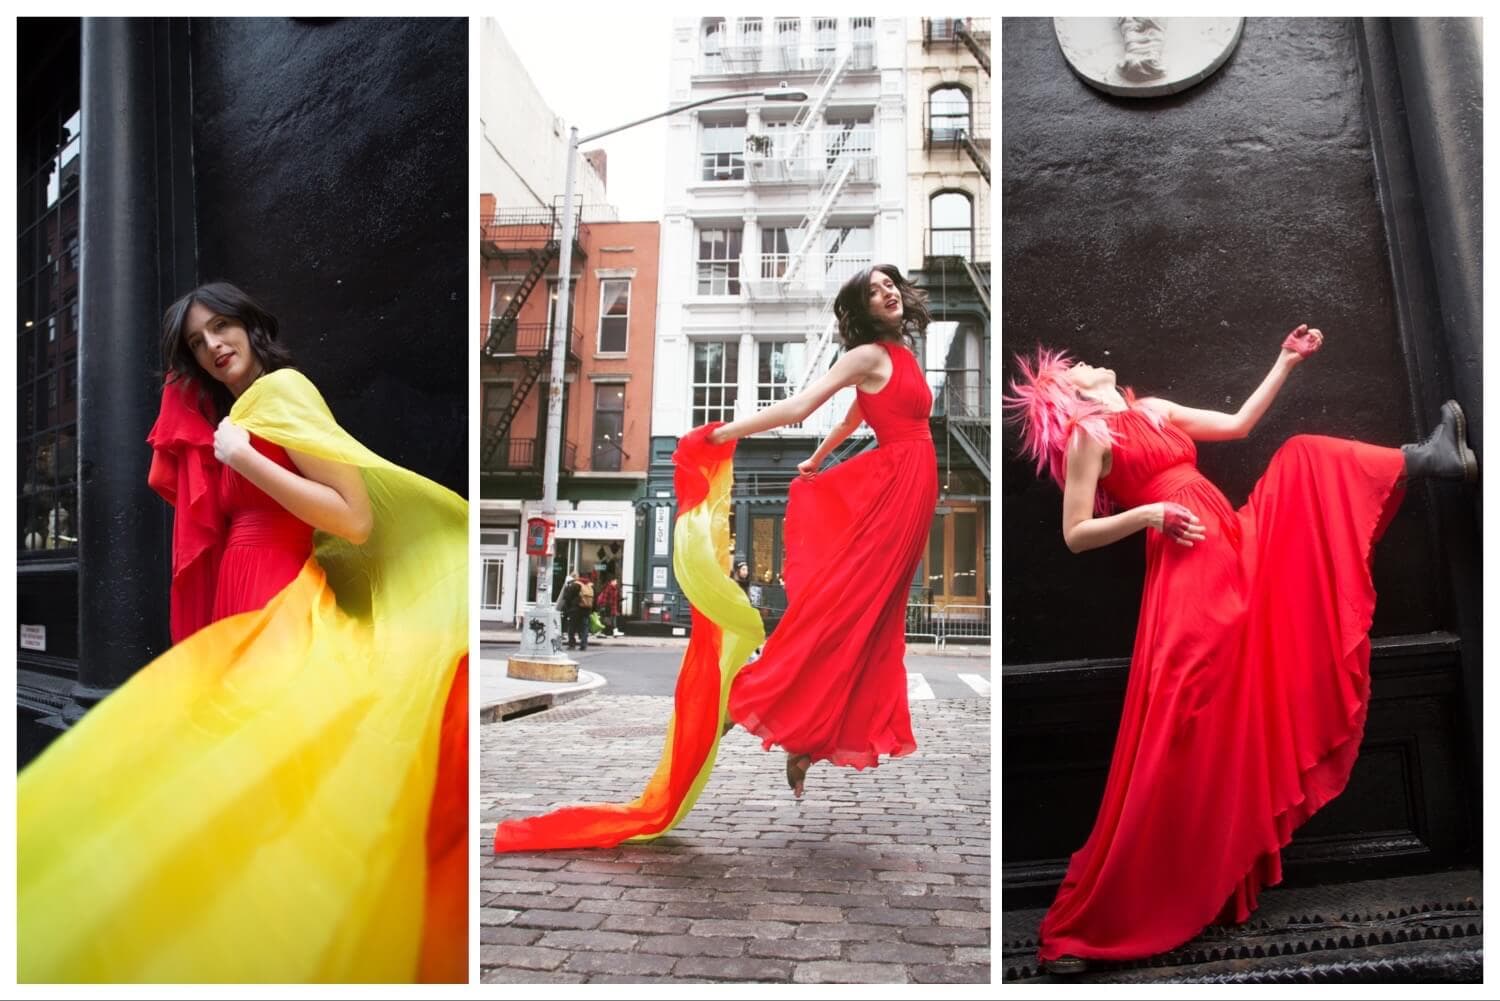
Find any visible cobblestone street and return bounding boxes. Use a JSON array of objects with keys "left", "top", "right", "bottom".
[{"left": 480, "top": 695, "right": 991, "bottom": 984}]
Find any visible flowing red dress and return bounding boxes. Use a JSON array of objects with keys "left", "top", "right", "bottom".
[
  {"left": 1038, "top": 405, "right": 1407, "bottom": 962},
  {"left": 729, "top": 339, "right": 940, "bottom": 768}
]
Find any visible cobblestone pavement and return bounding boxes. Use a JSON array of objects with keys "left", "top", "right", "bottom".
[{"left": 480, "top": 695, "right": 991, "bottom": 984}]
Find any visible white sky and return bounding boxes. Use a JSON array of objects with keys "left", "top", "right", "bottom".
[{"left": 497, "top": 15, "right": 675, "bottom": 223}]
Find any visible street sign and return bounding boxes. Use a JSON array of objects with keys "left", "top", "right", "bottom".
[{"left": 19, "top": 624, "right": 45, "bottom": 652}]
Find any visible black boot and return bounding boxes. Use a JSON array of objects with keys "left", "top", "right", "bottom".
[{"left": 1402, "top": 400, "right": 1478, "bottom": 482}]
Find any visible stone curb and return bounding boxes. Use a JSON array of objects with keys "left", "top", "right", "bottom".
[{"left": 480, "top": 669, "right": 608, "bottom": 723}]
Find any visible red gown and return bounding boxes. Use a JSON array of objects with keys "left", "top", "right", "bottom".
[
  {"left": 729, "top": 339, "right": 939, "bottom": 768},
  {"left": 1038, "top": 404, "right": 1406, "bottom": 962}
]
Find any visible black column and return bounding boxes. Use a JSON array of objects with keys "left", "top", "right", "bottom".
[
  {"left": 68, "top": 18, "right": 192, "bottom": 715},
  {"left": 1358, "top": 17, "right": 1483, "bottom": 823}
]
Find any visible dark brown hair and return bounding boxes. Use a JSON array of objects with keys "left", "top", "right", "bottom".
[
  {"left": 833, "top": 264, "right": 930, "bottom": 352},
  {"left": 160, "top": 281, "right": 294, "bottom": 420}
]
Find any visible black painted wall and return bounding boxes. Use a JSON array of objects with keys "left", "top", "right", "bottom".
[
  {"left": 1001, "top": 17, "right": 1443, "bottom": 666},
  {"left": 189, "top": 17, "right": 468, "bottom": 494}
]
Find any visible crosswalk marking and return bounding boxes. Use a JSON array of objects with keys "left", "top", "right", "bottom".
[
  {"left": 907, "top": 672, "right": 936, "bottom": 701},
  {"left": 958, "top": 673, "right": 991, "bottom": 697}
]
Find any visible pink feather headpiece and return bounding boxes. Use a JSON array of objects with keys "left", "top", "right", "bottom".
[{"left": 1002, "top": 347, "right": 1120, "bottom": 505}]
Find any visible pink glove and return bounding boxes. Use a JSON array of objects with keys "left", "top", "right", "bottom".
[
  {"left": 1162, "top": 502, "right": 1197, "bottom": 542},
  {"left": 1281, "top": 324, "right": 1323, "bottom": 358}
]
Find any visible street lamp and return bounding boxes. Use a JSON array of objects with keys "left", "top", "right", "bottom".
[{"left": 510, "top": 85, "right": 809, "bottom": 679}]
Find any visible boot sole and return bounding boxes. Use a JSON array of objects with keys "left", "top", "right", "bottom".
[{"left": 1444, "top": 399, "right": 1479, "bottom": 483}]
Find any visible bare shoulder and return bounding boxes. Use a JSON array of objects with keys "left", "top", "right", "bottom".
[{"left": 1137, "top": 396, "right": 1175, "bottom": 418}]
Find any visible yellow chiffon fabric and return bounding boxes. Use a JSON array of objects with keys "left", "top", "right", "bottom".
[{"left": 18, "top": 369, "right": 468, "bottom": 983}]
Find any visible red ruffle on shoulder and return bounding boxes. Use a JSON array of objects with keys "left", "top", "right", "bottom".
[{"left": 146, "top": 379, "right": 225, "bottom": 643}]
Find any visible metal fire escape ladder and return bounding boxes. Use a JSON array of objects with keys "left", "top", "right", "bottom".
[
  {"left": 946, "top": 420, "right": 990, "bottom": 479},
  {"left": 781, "top": 49, "right": 852, "bottom": 165},
  {"left": 960, "top": 131, "right": 991, "bottom": 184},
  {"left": 955, "top": 22, "right": 991, "bottom": 75},
  {"left": 780, "top": 159, "right": 855, "bottom": 284},
  {"left": 483, "top": 240, "right": 559, "bottom": 356},
  {"left": 962, "top": 258, "right": 991, "bottom": 315}
]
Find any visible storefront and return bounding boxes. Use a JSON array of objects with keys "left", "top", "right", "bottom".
[{"left": 516, "top": 501, "right": 636, "bottom": 622}]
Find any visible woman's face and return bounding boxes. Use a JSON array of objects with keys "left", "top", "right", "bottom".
[
  {"left": 868, "top": 270, "right": 903, "bottom": 331},
  {"left": 184, "top": 301, "right": 263, "bottom": 397}
]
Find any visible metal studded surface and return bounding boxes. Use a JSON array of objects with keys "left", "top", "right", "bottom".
[{"left": 1003, "top": 869, "right": 1482, "bottom": 983}]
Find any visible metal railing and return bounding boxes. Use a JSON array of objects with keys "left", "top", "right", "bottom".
[
  {"left": 480, "top": 321, "right": 583, "bottom": 360},
  {"left": 709, "top": 41, "right": 876, "bottom": 76},
  {"left": 923, "top": 17, "right": 991, "bottom": 47},
  {"left": 480, "top": 436, "right": 578, "bottom": 474},
  {"left": 924, "top": 101, "right": 991, "bottom": 148},
  {"left": 744, "top": 129, "right": 876, "bottom": 186},
  {"left": 926, "top": 226, "right": 991, "bottom": 264},
  {"left": 929, "top": 367, "right": 989, "bottom": 421},
  {"left": 906, "top": 602, "right": 991, "bottom": 647}
]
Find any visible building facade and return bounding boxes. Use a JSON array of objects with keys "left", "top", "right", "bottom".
[
  {"left": 648, "top": 16, "right": 901, "bottom": 629},
  {"left": 479, "top": 193, "right": 659, "bottom": 627},
  {"left": 906, "top": 17, "right": 992, "bottom": 640}
]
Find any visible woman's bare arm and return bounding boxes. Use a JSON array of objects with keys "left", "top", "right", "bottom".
[
  {"left": 215, "top": 419, "right": 374, "bottom": 544},
  {"left": 710, "top": 344, "right": 885, "bottom": 443},
  {"left": 1152, "top": 325, "right": 1320, "bottom": 441},
  {"left": 804, "top": 398, "right": 864, "bottom": 471},
  {"left": 1060, "top": 431, "right": 1204, "bottom": 552}
]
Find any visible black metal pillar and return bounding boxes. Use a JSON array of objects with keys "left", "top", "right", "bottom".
[
  {"left": 65, "top": 17, "right": 192, "bottom": 719},
  {"left": 1358, "top": 17, "right": 1483, "bottom": 816}
]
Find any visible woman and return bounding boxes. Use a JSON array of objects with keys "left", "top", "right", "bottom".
[
  {"left": 709, "top": 263, "right": 939, "bottom": 797},
  {"left": 18, "top": 282, "right": 468, "bottom": 983},
  {"left": 492, "top": 265, "right": 938, "bottom": 854},
  {"left": 1004, "top": 325, "right": 1476, "bottom": 973}
]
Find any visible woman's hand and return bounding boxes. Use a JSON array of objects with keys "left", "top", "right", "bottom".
[
  {"left": 708, "top": 426, "right": 731, "bottom": 447},
  {"left": 1280, "top": 323, "right": 1323, "bottom": 366},
  {"left": 1147, "top": 501, "right": 1207, "bottom": 547},
  {"left": 797, "top": 457, "right": 820, "bottom": 479},
  {"left": 214, "top": 418, "right": 253, "bottom": 470}
]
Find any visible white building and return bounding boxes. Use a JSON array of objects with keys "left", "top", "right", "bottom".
[
  {"left": 480, "top": 17, "right": 608, "bottom": 211},
  {"left": 653, "top": 16, "right": 909, "bottom": 444}
]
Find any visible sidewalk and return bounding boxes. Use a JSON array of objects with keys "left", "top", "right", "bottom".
[
  {"left": 1002, "top": 868, "right": 1482, "bottom": 983},
  {"left": 479, "top": 661, "right": 607, "bottom": 723},
  {"left": 481, "top": 628, "right": 990, "bottom": 658},
  {"left": 480, "top": 694, "right": 991, "bottom": 984}
]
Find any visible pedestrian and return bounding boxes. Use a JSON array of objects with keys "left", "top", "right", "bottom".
[
  {"left": 558, "top": 572, "right": 582, "bottom": 649},
  {"left": 596, "top": 576, "right": 622, "bottom": 637},
  {"left": 1003, "top": 327, "right": 1475, "bottom": 973},
  {"left": 17, "top": 281, "right": 468, "bottom": 982},
  {"left": 733, "top": 561, "right": 751, "bottom": 595}
]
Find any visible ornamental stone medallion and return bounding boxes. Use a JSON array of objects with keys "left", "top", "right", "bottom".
[{"left": 1053, "top": 18, "right": 1244, "bottom": 98}]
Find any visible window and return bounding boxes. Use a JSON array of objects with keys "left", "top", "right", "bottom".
[
  {"left": 757, "top": 341, "right": 806, "bottom": 410},
  {"left": 737, "top": 17, "right": 762, "bottom": 67},
  {"left": 592, "top": 383, "right": 626, "bottom": 472},
  {"left": 774, "top": 17, "right": 801, "bottom": 72},
  {"left": 482, "top": 382, "right": 515, "bottom": 469},
  {"left": 700, "top": 123, "right": 747, "bottom": 181},
  {"left": 487, "top": 276, "right": 523, "bottom": 353},
  {"left": 823, "top": 225, "right": 872, "bottom": 286},
  {"left": 824, "top": 117, "right": 873, "bottom": 177},
  {"left": 696, "top": 227, "right": 742, "bottom": 295},
  {"left": 20, "top": 96, "right": 81, "bottom": 559},
  {"left": 930, "top": 190, "right": 974, "bottom": 260},
  {"left": 813, "top": 17, "right": 838, "bottom": 66},
  {"left": 751, "top": 513, "right": 786, "bottom": 586},
  {"left": 851, "top": 16, "right": 875, "bottom": 68},
  {"left": 597, "top": 279, "right": 630, "bottom": 353},
  {"left": 692, "top": 341, "right": 739, "bottom": 425},
  {"left": 702, "top": 18, "right": 725, "bottom": 73},
  {"left": 929, "top": 85, "right": 971, "bottom": 145},
  {"left": 760, "top": 226, "right": 805, "bottom": 278}
]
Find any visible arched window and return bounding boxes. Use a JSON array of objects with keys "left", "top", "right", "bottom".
[
  {"left": 928, "top": 85, "right": 970, "bottom": 146},
  {"left": 930, "top": 190, "right": 974, "bottom": 260}
]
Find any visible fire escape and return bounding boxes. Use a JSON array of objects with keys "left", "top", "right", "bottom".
[{"left": 479, "top": 205, "right": 586, "bottom": 471}]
